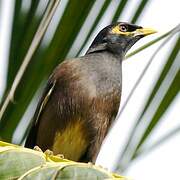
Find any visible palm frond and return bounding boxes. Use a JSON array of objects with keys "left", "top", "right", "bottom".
[
  {"left": 115, "top": 34, "right": 180, "bottom": 172},
  {"left": 0, "top": 1, "right": 179, "bottom": 175}
]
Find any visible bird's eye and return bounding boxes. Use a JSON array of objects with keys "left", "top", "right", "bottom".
[{"left": 120, "top": 25, "right": 128, "bottom": 32}]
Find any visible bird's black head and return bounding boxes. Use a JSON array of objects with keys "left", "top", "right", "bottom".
[{"left": 87, "top": 22, "right": 156, "bottom": 56}]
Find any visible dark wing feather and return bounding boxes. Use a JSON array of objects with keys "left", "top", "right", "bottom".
[{"left": 25, "top": 79, "right": 56, "bottom": 148}]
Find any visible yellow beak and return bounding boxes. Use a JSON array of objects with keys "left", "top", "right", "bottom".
[{"left": 135, "top": 28, "right": 157, "bottom": 36}]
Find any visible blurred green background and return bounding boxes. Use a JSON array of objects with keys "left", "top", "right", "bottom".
[{"left": 0, "top": 0, "right": 179, "bottom": 179}]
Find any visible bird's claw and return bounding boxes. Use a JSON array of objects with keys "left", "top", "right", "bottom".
[
  {"left": 56, "top": 154, "right": 64, "bottom": 158},
  {"left": 44, "top": 149, "right": 64, "bottom": 159},
  {"left": 33, "top": 147, "right": 64, "bottom": 159},
  {"left": 44, "top": 149, "right": 54, "bottom": 156},
  {"left": 88, "top": 162, "right": 94, "bottom": 166},
  {"left": 33, "top": 146, "right": 43, "bottom": 152}
]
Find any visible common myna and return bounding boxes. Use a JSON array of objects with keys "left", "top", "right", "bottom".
[{"left": 25, "top": 22, "right": 156, "bottom": 163}]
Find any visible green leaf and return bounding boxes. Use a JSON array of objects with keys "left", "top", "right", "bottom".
[
  {"left": 114, "top": 36, "right": 180, "bottom": 172},
  {"left": 111, "top": 0, "right": 128, "bottom": 23},
  {"left": 76, "top": 0, "right": 111, "bottom": 56},
  {"left": 134, "top": 56, "right": 180, "bottom": 153},
  {"left": 134, "top": 125, "right": 180, "bottom": 158},
  {"left": 0, "top": 144, "right": 46, "bottom": 179},
  {"left": 131, "top": 0, "right": 149, "bottom": 23},
  {"left": 5, "top": 0, "right": 41, "bottom": 94},
  {"left": 133, "top": 37, "right": 180, "bottom": 154},
  {"left": 0, "top": 0, "right": 96, "bottom": 141},
  {"left": 0, "top": 141, "right": 125, "bottom": 180}
]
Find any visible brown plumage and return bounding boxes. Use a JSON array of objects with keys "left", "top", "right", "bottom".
[{"left": 25, "top": 22, "right": 156, "bottom": 163}]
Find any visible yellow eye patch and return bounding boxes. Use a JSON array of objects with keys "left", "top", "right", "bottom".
[
  {"left": 111, "top": 25, "right": 132, "bottom": 36},
  {"left": 111, "top": 25, "right": 157, "bottom": 37}
]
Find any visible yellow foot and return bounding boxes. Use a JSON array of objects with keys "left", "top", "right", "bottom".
[
  {"left": 33, "top": 146, "right": 43, "bottom": 152},
  {"left": 55, "top": 154, "right": 64, "bottom": 159},
  {"left": 88, "top": 162, "right": 94, "bottom": 166},
  {"left": 44, "top": 149, "right": 64, "bottom": 159},
  {"left": 44, "top": 149, "right": 54, "bottom": 156}
]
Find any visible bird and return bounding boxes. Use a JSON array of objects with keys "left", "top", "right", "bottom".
[{"left": 25, "top": 22, "right": 156, "bottom": 163}]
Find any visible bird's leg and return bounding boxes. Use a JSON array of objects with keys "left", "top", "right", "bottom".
[
  {"left": 33, "top": 146, "right": 64, "bottom": 158},
  {"left": 55, "top": 154, "right": 64, "bottom": 159},
  {"left": 84, "top": 116, "right": 110, "bottom": 163}
]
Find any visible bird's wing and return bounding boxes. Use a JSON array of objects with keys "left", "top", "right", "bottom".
[
  {"left": 25, "top": 78, "right": 56, "bottom": 148},
  {"left": 35, "top": 80, "right": 56, "bottom": 125}
]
